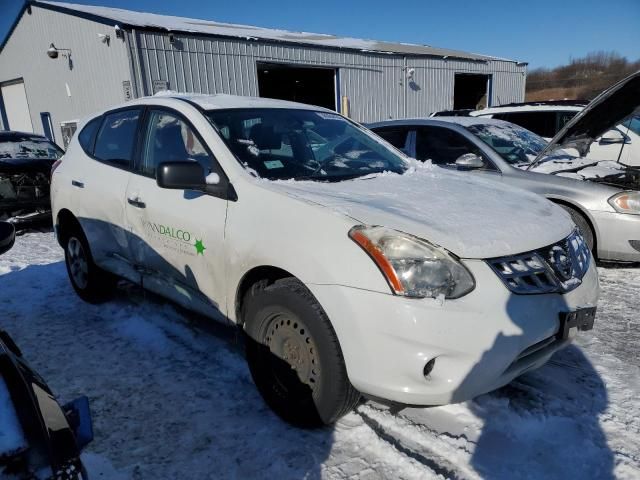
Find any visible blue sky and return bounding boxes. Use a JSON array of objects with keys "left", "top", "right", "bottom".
[{"left": 1, "top": 0, "right": 638, "bottom": 69}]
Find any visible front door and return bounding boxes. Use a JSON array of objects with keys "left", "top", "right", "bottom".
[{"left": 125, "top": 108, "right": 228, "bottom": 318}]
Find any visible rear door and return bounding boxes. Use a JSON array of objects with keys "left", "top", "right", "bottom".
[
  {"left": 70, "top": 108, "right": 141, "bottom": 273},
  {"left": 124, "top": 107, "right": 229, "bottom": 318}
]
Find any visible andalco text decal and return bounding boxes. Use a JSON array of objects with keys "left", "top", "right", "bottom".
[{"left": 142, "top": 220, "right": 206, "bottom": 257}]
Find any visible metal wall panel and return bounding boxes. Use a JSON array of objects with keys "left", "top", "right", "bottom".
[
  {"left": 0, "top": 6, "right": 132, "bottom": 141},
  {"left": 133, "top": 31, "right": 526, "bottom": 123}
]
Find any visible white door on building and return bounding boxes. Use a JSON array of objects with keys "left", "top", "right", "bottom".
[{"left": 1, "top": 80, "right": 33, "bottom": 132}]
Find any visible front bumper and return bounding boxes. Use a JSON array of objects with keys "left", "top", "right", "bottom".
[
  {"left": 308, "top": 258, "right": 599, "bottom": 406},
  {"left": 592, "top": 210, "right": 640, "bottom": 262}
]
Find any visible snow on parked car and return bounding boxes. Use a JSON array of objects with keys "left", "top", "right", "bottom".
[
  {"left": 370, "top": 71, "right": 640, "bottom": 264},
  {"left": 50, "top": 93, "right": 598, "bottom": 426}
]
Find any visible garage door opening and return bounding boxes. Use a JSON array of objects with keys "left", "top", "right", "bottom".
[
  {"left": 453, "top": 74, "right": 490, "bottom": 110},
  {"left": 257, "top": 62, "right": 337, "bottom": 111},
  {"left": 1, "top": 79, "right": 33, "bottom": 132}
]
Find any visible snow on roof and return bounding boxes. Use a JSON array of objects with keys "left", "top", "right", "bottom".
[{"left": 35, "top": 1, "right": 515, "bottom": 62}]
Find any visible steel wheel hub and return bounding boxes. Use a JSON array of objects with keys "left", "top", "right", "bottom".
[
  {"left": 67, "top": 237, "right": 88, "bottom": 289},
  {"left": 265, "top": 315, "right": 319, "bottom": 391}
]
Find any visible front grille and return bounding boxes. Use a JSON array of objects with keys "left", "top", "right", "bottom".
[{"left": 487, "top": 229, "right": 591, "bottom": 294}]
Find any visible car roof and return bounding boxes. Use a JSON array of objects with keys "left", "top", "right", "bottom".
[
  {"left": 368, "top": 116, "right": 511, "bottom": 129},
  {"left": 472, "top": 104, "right": 583, "bottom": 115},
  {"left": 133, "top": 92, "right": 337, "bottom": 113}
]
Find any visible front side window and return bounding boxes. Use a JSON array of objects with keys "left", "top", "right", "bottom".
[
  {"left": 206, "top": 109, "right": 408, "bottom": 181},
  {"left": 466, "top": 122, "right": 548, "bottom": 166},
  {"left": 416, "top": 126, "right": 488, "bottom": 167},
  {"left": 93, "top": 109, "right": 141, "bottom": 167},
  {"left": 621, "top": 115, "right": 640, "bottom": 135},
  {"left": 140, "top": 110, "right": 212, "bottom": 177}
]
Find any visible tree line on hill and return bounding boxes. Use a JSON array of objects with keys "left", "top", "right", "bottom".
[{"left": 525, "top": 51, "right": 640, "bottom": 101}]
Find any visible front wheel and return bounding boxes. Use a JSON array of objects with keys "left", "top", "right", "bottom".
[
  {"left": 559, "top": 205, "right": 595, "bottom": 252},
  {"left": 243, "top": 278, "right": 360, "bottom": 427},
  {"left": 64, "top": 227, "right": 116, "bottom": 303}
]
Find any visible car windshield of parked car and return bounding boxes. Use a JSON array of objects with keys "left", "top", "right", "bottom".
[
  {"left": 621, "top": 115, "right": 640, "bottom": 135},
  {"left": 206, "top": 108, "right": 408, "bottom": 181},
  {"left": 465, "top": 122, "right": 549, "bottom": 166},
  {"left": 0, "top": 135, "right": 63, "bottom": 162}
]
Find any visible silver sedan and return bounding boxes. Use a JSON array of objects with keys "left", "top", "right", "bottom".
[{"left": 368, "top": 116, "right": 640, "bottom": 263}]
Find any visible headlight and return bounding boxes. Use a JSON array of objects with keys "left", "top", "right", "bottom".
[
  {"left": 608, "top": 191, "right": 640, "bottom": 215},
  {"left": 349, "top": 225, "right": 475, "bottom": 299}
]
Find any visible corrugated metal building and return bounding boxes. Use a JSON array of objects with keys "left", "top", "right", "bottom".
[{"left": 0, "top": 0, "right": 527, "bottom": 146}]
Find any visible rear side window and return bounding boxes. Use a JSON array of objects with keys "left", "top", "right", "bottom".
[
  {"left": 373, "top": 127, "right": 410, "bottom": 151},
  {"left": 78, "top": 117, "right": 102, "bottom": 155},
  {"left": 93, "top": 109, "right": 141, "bottom": 167},
  {"left": 493, "top": 112, "right": 557, "bottom": 138}
]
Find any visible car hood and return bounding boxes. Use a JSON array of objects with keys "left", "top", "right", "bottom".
[
  {"left": 532, "top": 71, "right": 640, "bottom": 163},
  {"left": 267, "top": 164, "right": 574, "bottom": 259}
]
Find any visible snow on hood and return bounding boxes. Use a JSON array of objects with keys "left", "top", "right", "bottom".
[
  {"left": 266, "top": 164, "right": 573, "bottom": 259},
  {"left": 532, "top": 71, "right": 640, "bottom": 164}
]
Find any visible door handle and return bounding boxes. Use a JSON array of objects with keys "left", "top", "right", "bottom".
[
  {"left": 71, "top": 180, "right": 84, "bottom": 188},
  {"left": 127, "top": 197, "right": 146, "bottom": 209}
]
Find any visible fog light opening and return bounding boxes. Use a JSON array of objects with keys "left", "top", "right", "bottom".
[{"left": 423, "top": 358, "right": 436, "bottom": 379}]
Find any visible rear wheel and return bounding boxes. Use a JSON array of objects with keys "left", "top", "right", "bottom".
[
  {"left": 63, "top": 226, "right": 116, "bottom": 303},
  {"left": 559, "top": 205, "right": 595, "bottom": 252},
  {"left": 243, "top": 278, "right": 360, "bottom": 427}
]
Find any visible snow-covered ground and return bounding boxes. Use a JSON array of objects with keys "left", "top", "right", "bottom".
[{"left": 1, "top": 231, "right": 638, "bottom": 479}]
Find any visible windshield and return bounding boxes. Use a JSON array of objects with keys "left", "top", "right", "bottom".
[
  {"left": 0, "top": 134, "right": 63, "bottom": 161},
  {"left": 206, "top": 108, "right": 408, "bottom": 181},
  {"left": 621, "top": 115, "right": 640, "bottom": 136},
  {"left": 465, "top": 122, "right": 548, "bottom": 166}
]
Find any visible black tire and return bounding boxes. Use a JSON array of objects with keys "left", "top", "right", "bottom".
[
  {"left": 559, "top": 205, "right": 595, "bottom": 252},
  {"left": 243, "top": 277, "right": 360, "bottom": 427},
  {"left": 63, "top": 225, "right": 116, "bottom": 304}
]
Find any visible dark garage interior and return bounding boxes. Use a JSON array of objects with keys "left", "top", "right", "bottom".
[
  {"left": 454, "top": 73, "right": 490, "bottom": 110},
  {"left": 257, "top": 62, "right": 337, "bottom": 110}
]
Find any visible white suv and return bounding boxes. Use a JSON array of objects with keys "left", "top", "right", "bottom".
[
  {"left": 471, "top": 102, "right": 640, "bottom": 167},
  {"left": 51, "top": 94, "right": 599, "bottom": 426}
]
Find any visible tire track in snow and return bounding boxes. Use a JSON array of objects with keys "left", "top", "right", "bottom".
[{"left": 356, "top": 404, "right": 480, "bottom": 480}]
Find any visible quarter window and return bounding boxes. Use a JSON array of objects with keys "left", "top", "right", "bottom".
[
  {"left": 78, "top": 117, "right": 102, "bottom": 155},
  {"left": 93, "top": 109, "right": 141, "bottom": 167},
  {"left": 140, "top": 110, "right": 212, "bottom": 177}
]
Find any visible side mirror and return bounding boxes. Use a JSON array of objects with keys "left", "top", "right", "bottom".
[
  {"left": 455, "top": 153, "right": 485, "bottom": 170},
  {"left": 0, "top": 222, "right": 16, "bottom": 256},
  {"left": 599, "top": 129, "right": 626, "bottom": 145},
  {"left": 156, "top": 161, "right": 207, "bottom": 191}
]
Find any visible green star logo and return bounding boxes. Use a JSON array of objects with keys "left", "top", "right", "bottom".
[{"left": 194, "top": 239, "right": 206, "bottom": 255}]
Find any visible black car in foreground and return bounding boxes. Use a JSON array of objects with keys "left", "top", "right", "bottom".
[
  {"left": 0, "top": 131, "right": 63, "bottom": 228},
  {"left": 0, "top": 222, "right": 93, "bottom": 479}
]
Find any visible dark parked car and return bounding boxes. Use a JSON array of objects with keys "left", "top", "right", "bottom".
[
  {"left": 0, "top": 131, "right": 63, "bottom": 228},
  {"left": 0, "top": 222, "right": 93, "bottom": 479}
]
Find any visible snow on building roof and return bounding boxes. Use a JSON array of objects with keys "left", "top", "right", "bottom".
[{"left": 35, "top": 0, "right": 516, "bottom": 63}]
